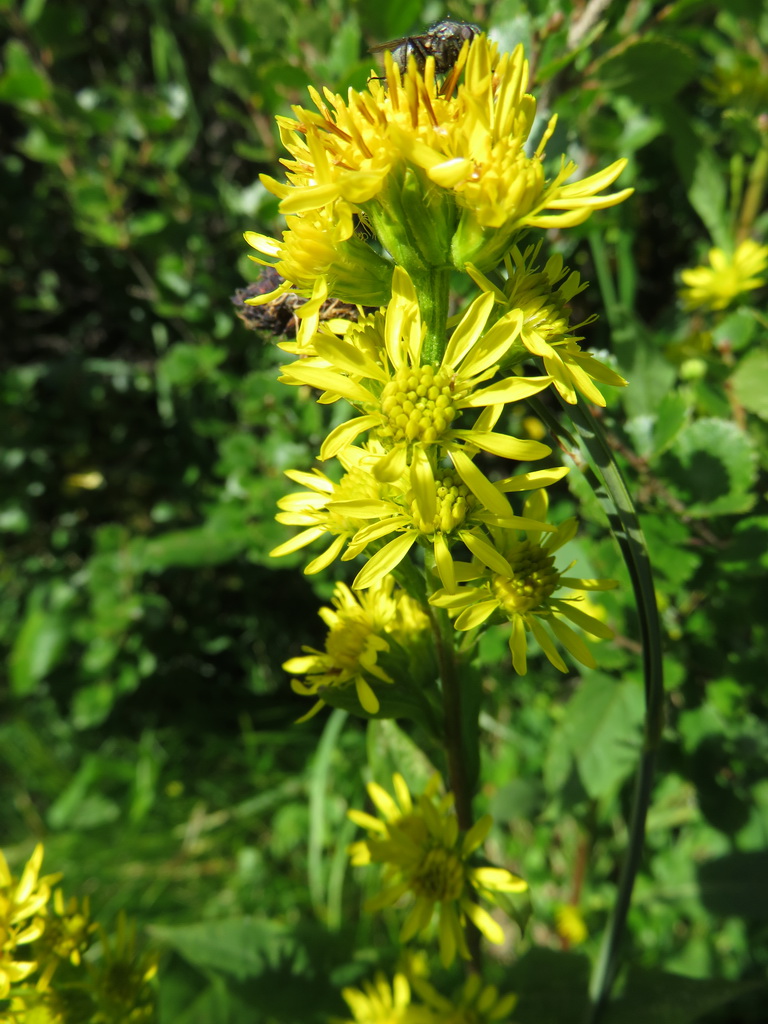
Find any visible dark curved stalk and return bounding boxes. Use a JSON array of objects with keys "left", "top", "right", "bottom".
[{"left": 556, "top": 399, "right": 664, "bottom": 1021}]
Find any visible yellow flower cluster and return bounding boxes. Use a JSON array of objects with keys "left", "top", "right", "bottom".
[
  {"left": 247, "top": 25, "right": 633, "bottom": 1007},
  {"left": 246, "top": 34, "right": 631, "bottom": 307},
  {"left": 0, "top": 846, "right": 157, "bottom": 1024},
  {"left": 272, "top": 266, "right": 618, "bottom": 679}
]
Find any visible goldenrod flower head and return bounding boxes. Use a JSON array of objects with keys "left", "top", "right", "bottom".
[
  {"left": 244, "top": 204, "right": 393, "bottom": 309},
  {"left": 680, "top": 238, "right": 768, "bottom": 312},
  {"left": 342, "top": 458, "right": 568, "bottom": 595},
  {"left": 253, "top": 34, "right": 631, "bottom": 291},
  {"left": 348, "top": 774, "right": 526, "bottom": 967},
  {"left": 335, "top": 970, "right": 417, "bottom": 1024},
  {"left": 281, "top": 265, "right": 553, "bottom": 502},
  {"left": 501, "top": 242, "right": 591, "bottom": 344},
  {"left": 284, "top": 579, "right": 404, "bottom": 719},
  {"left": 411, "top": 970, "right": 519, "bottom": 1024},
  {"left": 6, "top": 982, "right": 99, "bottom": 1023},
  {"left": 270, "top": 448, "right": 386, "bottom": 575},
  {"left": 0, "top": 858, "right": 156, "bottom": 1024},
  {"left": 469, "top": 244, "right": 627, "bottom": 406},
  {"left": 431, "top": 489, "right": 617, "bottom": 674}
]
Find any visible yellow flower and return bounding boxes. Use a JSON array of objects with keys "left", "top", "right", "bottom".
[
  {"left": 348, "top": 774, "right": 527, "bottom": 967},
  {"left": 281, "top": 265, "right": 553, "bottom": 493},
  {"left": 270, "top": 445, "right": 387, "bottom": 574},
  {"left": 555, "top": 903, "right": 588, "bottom": 946},
  {"left": 341, "top": 462, "right": 568, "bottom": 594},
  {"left": 254, "top": 34, "right": 631, "bottom": 288},
  {"left": 0, "top": 844, "right": 57, "bottom": 1000},
  {"left": 284, "top": 578, "right": 427, "bottom": 719},
  {"left": 32, "top": 889, "right": 96, "bottom": 991},
  {"left": 244, "top": 203, "right": 392, "bottom": 310},
  {"left": 469, "top": 243, "right": 628, "bottom": 405},
  {"left": 680, "top": 238, "right": 768, "bottom": 311},
  {"left": 410, "top": 971, "right": 518, "bottom": 1024},
  {"left": 431, "top": 488, "right": 617, "bottom": 674},
  {"left": 88, "top": 912, "right": 158, "bottom": 1024},
  {"left": 2, "top": 994, "right": 66, "bottom": 1023},
  {"left": 270, "top": 427, "right": 566, "bottom": 595},
  {"left": 334, "top": 971, "right": 417, "bottom": 1024}
]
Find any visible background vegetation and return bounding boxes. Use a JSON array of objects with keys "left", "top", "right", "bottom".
[{"left": 2, "top": 0, "right": 767, "bottom": 1020}]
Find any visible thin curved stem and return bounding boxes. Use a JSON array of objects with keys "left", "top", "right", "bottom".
[{"left": 558, "top": 399, "right": 664, "bottom": 1022}]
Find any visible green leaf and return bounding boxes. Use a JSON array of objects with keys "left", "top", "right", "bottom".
[
  {"left": 71, "top": 680, "right": 126, "bottom": 729},
  {"left": 663, "top": 417, "right": 757, "bottom": 515},
  {"left": 160, "top": 343, "right": 227, "bottom": 388},
  {"left": 685, "top": 149, "right": 730, "bottom": 251},
  {"left": 22, "top": 0, "right": 47, "bottom": 24},
  {"left": 0, "top": 39, "right": 51, "bottom": 102},
  {"left": 318, "top": 676, "right": 434, "bottom": 729},
  {"left": 652, "top": 390, "right": 689, "bottom": 455},
  {"left": 596, "top": 37, "right": 697, "bottom": 104},
  {"left": 639, "top": 513, "right": 700, "bottom": 589},
  {"left": 366, "top": 718, "right": 438, "bottom": 798},
  {"left": 307, "top": 710, "right": 347, "bottom": 911},
  {"left": 720, "top": 515, "right": 768, "bottom": 574},
  {"left": 362, "top": 0, "right": 422, "bottom": 42},
  {"left": 47, "top": 753, "right": 121, "bottom": 829},
  {"left": 561, "top": 674, "right": 645, "bottom": 799},
  {"left": 9, "top": 585, "right": 70, "bottom": 696},
  {"left": 713, "top": 307, "right": 760, "bottom": 353},
  {"left": 159, "top": 976, "right": 238, "bottom": 1024},
  {"left": 730, "top": 348, "right": 768, "bottom": 421},
  {"left": 128, "top": 210, "right": 170, "bottom": 238},
  {"left": 603, "top": 966, "right": 764, "bottom": 1024},
  {"left": 138, "top": 521, "right": 257, "bottom": 572},
  {"left": 150, "top": 918, "right": 303, "bottom": 980}
]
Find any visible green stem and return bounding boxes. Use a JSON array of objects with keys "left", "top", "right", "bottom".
[
  {"left": 415, "top": 268, "right": 451, "bottom": 364},
  {"left": 426, "top": 602, "right": 473, "bottom": 830},
  {"left": 425, "top": 598, "right": 482, "bottom": 968},
  {"left": 557, "top": 398, "right": 664, "bottom": 1022},
  {"left": 737, "top": 142, "right": 768, "bottom": 242},
  {"left": 588, "top": 749, "right": 656, "bottom": 1021}
]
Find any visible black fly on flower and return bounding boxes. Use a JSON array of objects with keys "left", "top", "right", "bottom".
[{"left": 370, "top": 18, "right": 482, "bottom": 76}]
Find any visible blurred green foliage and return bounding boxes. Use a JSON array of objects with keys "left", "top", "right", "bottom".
[{"left": 2, "top": 0, "right": 768, "bottom": 1021}]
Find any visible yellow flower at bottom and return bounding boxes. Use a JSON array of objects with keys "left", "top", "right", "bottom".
[
  {"left": 680, "top": 238, "right": 768, "bottom": 311},
  {"left": 335, "top": 971, "right": 418, "bottom": 1024},
  {"left": 411, "top": 971, "right": 518, "bottom": 1024},
  {"left": 88, "top": 912, "right": 158, "bottom": 1024},
  {"left": 348, "top": 774, "right": 527, "bottom": 967},
  {"left": 0, "top": 844, "right": 58, "bottom": 1000}
]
